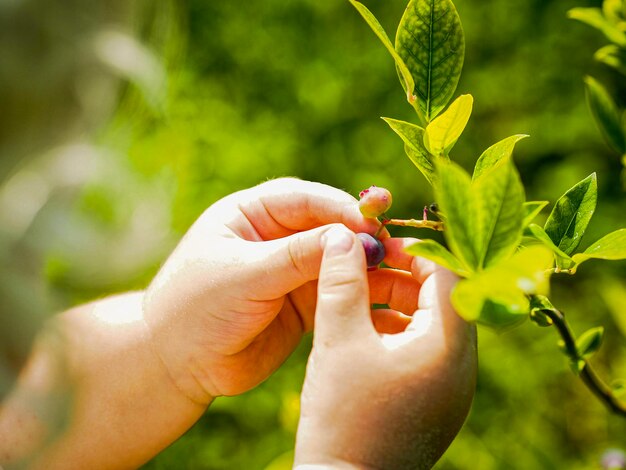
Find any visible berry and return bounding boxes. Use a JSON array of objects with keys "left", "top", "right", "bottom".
[
  {"left": 356, "top": 233, "right": 385, "bottom": 268},
  {"left": 358, "top": 186, "right": 392, "bottom": 218}
]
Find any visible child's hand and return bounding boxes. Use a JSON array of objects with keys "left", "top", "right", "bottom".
[
  {"left": 294, "top": 230, "right": 477, "bottom": 470},
  {"left": 143, "top": 178, "right": 392, "bottom": 404}
]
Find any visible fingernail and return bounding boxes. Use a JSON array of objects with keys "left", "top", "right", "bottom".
[{"left": 323, "top": 226, "right": 354, "bottom": 255}]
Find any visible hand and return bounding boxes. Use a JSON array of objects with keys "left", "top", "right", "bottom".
[
  {"left": 294, "top": 229, "right": 477, "bottom": 470},
  {"left": 143, "top": 178, "right": 384, "bottom": 404}
]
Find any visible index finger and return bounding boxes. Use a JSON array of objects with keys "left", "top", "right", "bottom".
[{"left": 208, "top": 178, "right": 385, "bottom": 240}]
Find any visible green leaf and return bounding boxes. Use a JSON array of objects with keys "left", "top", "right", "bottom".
[
  {"left": 473, "top": 134, "right": 529, "bottom": 180},
  {"left": 434, "top": 161, "right": 480, "bottom": 271},
  {"left": 603, "top": 0, "right": 625, "bottom": 24},
  {"left": 568, "top": 7, "right": 626, "bottom": 47},
  {"left": 572, "top": 229, "right": 626, "bottom": 265},
  {"left": 348, "top": 0, "right": 417, "bottom": 107},
  {"left": 523, "top": 201, "right": 549, "bottom": 227},
  {"left": 584, "top": 76, "right": 626, "bottom": 154},
  {"left": 527, "top": 224, "right": 574, "bottom": 269},
  {"left": 544, "top": 173, "right": 598, "bottom": 256},
  {"left": 423, "top": 94, "right": 473, "bottom": 156},
  {"left": 595, "top": 45, "right": 626, "bottom": 76},
  {"left": 405, "top": 239, "right": 470, "bottom": 277},
  {"left": 395, "top": 0, "right": 465, "bottom": 121},
  {"left": 451, "top": 245, "right": 553, "bottom": 330},
  {"left": 529, "top": 295, "right": 556, "bottom": 327},
  {"left": 382, "top": 118, "right": 434, "bottom": 183},
  {"left": 474, "top": 159, "right": 525, "bottom": 268},
  {"left": 576, "top": 327, "right": 604, "bottom": 358}
]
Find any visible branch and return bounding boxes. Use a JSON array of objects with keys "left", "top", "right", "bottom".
[
  {"left": 383, "top": 218, "right": 444, "bottom": 231},
  {"left": 540, "top": 305, "right": 626, "bottom": 417}
]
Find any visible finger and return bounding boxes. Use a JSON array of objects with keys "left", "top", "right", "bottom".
[
  {"left": 247, "top": 224, "right": 344, "bottom": 300},
  {"left": 382, "top": 237, "right": 442, "bottom": 283},
  {"left": 403, "top": 269, "right": 474, "bottom": 358},
  {"left": 371, "top": 309, "right": 411, "bottom": 334},
  {"left": 314, "top": 226, "right": 375, "bottom": 345},
  {"left": 367, "top": 268, "right": 420, "bottom": 315},
  {"left": 210, "top": 178, "right": 386, "bottom": 240}
]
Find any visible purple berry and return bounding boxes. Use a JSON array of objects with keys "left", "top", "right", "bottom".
[
  {"left": 356, "top": 233, "right": 385, "bottom": 268},
  {"left": 358, "top": 186, "right": 392, "bottom": 218}
]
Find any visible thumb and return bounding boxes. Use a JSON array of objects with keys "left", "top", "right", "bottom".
[{"left": 314, "top": 225, "right": 374, "bottom": 345}]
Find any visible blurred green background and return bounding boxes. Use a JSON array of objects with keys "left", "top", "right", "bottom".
[{"left": 1, "top": 0, "right": 625, "bottom": 468}]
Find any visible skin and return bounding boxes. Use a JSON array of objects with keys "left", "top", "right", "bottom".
[
  {"left": 0, "top": 178, "right": 476, "bottom": 469},
  {"left": 294, "top": 230, "right": 477, "bottom": 469}
]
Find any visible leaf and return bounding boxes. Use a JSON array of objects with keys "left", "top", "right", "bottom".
[
  {"left": 423, "top": 94, "right": 473, "bottom": 156},
  {"left": 603, "top": 0, "right": 625, "bottom": 24},
  {"left": 527, "top": 224, "right": 574, "bottom": 269},
  {"left": 451, "top": 245, "right": 553, "bottom": 330},
  {"left": 395, "top": 0, "right": 465, "bottom": 121},
  {"left": 434, "top": 161, "right": 480, "bottom": 271},
  {"left": 584, "top": 76, "right": 626, "bottom": 154},
  {"left": 576, "top": 327, "right": 604, "bottom": 358},
  {"left": 473, "top": 134, "right": 529, "bottom": 180},
  {"left": 544, "top": 173, "right": 598, "bottom": 256},
  {"left": 405, "top": 239, "right": 470, "bottom": 276},
  {"left": 572, "top": 229, "right": 626, "bottom": 265},
  {"left": 595, "top": 45, "right": 626, "bottom": 76},
  {"left": 474, "top": 159, "right": 525, "bottom": 268},
  {"left": 348, "top": 0, "right": 417, "bottom": 106},
  {"left": 529, "top": 295, "right": 556, "bottom": 327},
  {"left": 382, "top": 118, "right": 434, "bottom": 183},
  {"left": 568, "top": 7, "right": 626, "bottom": 47},
  {"left": 523, "top": 201, "right": 549, "bottom": 227}
]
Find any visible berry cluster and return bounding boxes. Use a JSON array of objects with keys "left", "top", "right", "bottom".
[{"left": 356, "top": 185, "right": 392, "bottom": 268}]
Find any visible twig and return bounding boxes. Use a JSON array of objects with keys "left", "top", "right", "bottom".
[
  {"left": 384, "top": 218, "right": 444, "bottom": 231},
  {"left": 539, "top": 304, "right": 626, "bottom": 417}
]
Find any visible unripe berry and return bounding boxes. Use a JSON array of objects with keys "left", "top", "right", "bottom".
[
  {"left": 358, "top": 186, "right": 392, "bottom": 218},
  {"left": 356, "top": 233, "right": 385, "bottom": 268}
]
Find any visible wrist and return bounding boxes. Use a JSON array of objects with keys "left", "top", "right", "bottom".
[{"left": 142, "top": 289, "right": 218, "bottom": 406}]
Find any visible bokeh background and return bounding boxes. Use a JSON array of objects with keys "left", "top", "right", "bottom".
[{"left": 1, "top": 0, "right": 625, "bottom": 468}]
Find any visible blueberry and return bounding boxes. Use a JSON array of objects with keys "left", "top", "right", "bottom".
[
  {"left": 356, "top": 233, "right": 385, "bottom": 268},
  {"left": 358, "top": 186, "right": 392, "bottom": 218}
]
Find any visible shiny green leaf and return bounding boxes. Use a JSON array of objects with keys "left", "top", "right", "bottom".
[
  {"left": 395, "top": 0, "right": 465, "bottom": 121},
  {"left": 405, "top": 239, "right": 470, "bottom": 277},
  {"left": 382, "top": 118, "right": 434, "bottom": 184},
  {"left": 451, "top": 245, "right": 553, "bottom": 330},
  {"left": 434, "top": 161, "right": 479, "bottom": 271},
  {"left": 544, "top": 173, "right": 597, "bottom": 255},
  {"left": 523, "top": 201, "right": 549, "bottom": 227},
  {"left": 424, "top": 94, "right": 473, "bottom": 156},
  {"left": 527, "top": 224, "right": 574, "bottom": 268},
  {"left": 572, "top": 229, "right": 626, "bottom": 265},
  {"left": 474, "top": 159, "right": 525, "bottom": 268},
  {"left": 473, "top": 134, "right": 529, "bottom": 180},
  {"left": 348, "top": 0, "right": 417, "bottom": 107},
  {"left": 584, "top": 76, "right": 626, "bottom": 154}
]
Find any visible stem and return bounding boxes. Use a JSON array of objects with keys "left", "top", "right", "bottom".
[
  {"left": 538, "top": 302, "right": 626, "bottom": 417},
  {"left": 384, "top": 218, "right": 444, "bottom": 231}
]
